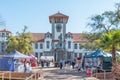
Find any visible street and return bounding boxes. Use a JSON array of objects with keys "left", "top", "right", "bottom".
[{"left": 40, "top": 67, "right": 99, "bottom": 80}]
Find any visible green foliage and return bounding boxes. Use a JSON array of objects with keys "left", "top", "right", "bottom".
[
  {"left": 97, "top": 30, "right": 120, "bottom": 52},
  {"left": 82, "top": 32, "right": 102, "bottom": 50},
  {"left": 6, "top": 26, "right": 34, "bottom": 54},
  {"left": 87, "top": 3, "right": 120, "bottom": 33},
  {"left": 86, "top": 3, "right": 120, "bottom": 51},
  {"left": 116, "top": 56, "right": 120, "bottom": 63}
]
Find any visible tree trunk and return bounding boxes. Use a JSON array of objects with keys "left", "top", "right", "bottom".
[{"left": 112, "top": 46, "right": 116, "bottom": 63}]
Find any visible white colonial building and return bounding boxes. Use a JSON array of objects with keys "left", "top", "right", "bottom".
[
  {"left": 0, "top": 29, "right": 12, "bottom": 54},
  {"left": 31, "top": 12, "right": 88, "bottom": 63}
]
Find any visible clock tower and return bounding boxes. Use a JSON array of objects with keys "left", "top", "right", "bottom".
[
  {"left": 49, "top": 12, "right": 69, "bottom": 63},
  {"left": 49, "top": 12, "right": 69, "bottom": 48}
]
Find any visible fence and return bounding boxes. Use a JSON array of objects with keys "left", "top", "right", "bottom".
[
  {"left": 0, "top": 68, "right": 44, "bottom": 80},
  {"left": 0, "top": 71, "right": 11, "bottom": 80}
]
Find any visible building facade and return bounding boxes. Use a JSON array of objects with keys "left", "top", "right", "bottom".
[
  {"left": 31, "top": 12, "right": 88, "bottom": 63},
  {"left": 0, "top": 29, "right": 12, "bottom": 54}
]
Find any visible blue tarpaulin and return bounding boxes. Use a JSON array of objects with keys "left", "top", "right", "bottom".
[
  {"left": 85, "top": 50, "right": 108, "bottom": 58},
  {"left": 0, "top": 50, "right": 30, "bottom": 71},
  {"left": 0, "top": 57, "right": 13, "bottom": 71}
]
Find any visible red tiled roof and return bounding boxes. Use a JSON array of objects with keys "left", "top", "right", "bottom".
[
  {"left": 31, "top": 33, "right": 88, "bottom": 43},
  {"left": 0, "top": 29, "right": 12, "bottom": 33},
  {"left": 37, "top": 39, "right": 44, "bottom": 42},
  {"left": 72, "top": 33, "right": 88, "bottom": 43},
  {"left": 31, "top": 33, "right": 45, "bottom": 42},
  {"left": 49, "top": 12, "right": 69, "bottom": 23},
  {"left": 50, "top": 12, "right": 68, "bottom": 17}
]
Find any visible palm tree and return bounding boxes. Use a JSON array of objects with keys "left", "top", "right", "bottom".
[{"left": 99, "top": 30, "right": 120, "bottom": 63}]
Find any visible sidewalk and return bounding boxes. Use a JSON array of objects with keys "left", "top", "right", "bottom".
[{"left": 39, "top": 67, "right": 99, "bottom": 80}]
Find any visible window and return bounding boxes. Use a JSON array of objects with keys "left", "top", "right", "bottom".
[
  {"left": 46, "top": 41, "right": 50, "bottom": 49},
  {"left": 60, "top": 43, "right": 62, "bottom": 47},
  {"left": 2, "top": 33, "right": 5, "bottom": 37},
  {"left": 35, "top": 52, "right": 38, "bottom": 58},
  {"left": 6, "top": 33, "right": 9, "bottom": 37},
  {"left": 56, "top": 24, "right": 61, "bottom": 32},
  {"left": 1, "top": 45, "right": 4, "bottom": 52},
  {"left": 35, "top": 43, "right": 38, "bottom": 49},
  {"left": 46, "top": 35, "right": 49, "bottom": 38},
  {"left": 74, "top": 44, "right": 77, "bottom": 49},
  {"left": 1, "top": 43, "right": 4, "bottom": 46},
  {"left": 68, "top": 41, "right": 71, "bottom": 49},
  {"left": 40, "top": 44, "right": 43, "bottom": 49}
]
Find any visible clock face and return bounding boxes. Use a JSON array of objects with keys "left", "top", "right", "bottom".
[{"left": 56, "top": 24, "right": 61, "bottom": 32}]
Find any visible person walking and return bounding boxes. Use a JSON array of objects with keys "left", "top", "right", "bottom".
[
  {"left": 59, "top": 59, "right": 63, "bottom": 69},
  {"left": 41, "top": 61, "right": 44, "bottom": 68},
  {"left": 72, "top": 61, "right": 75, "bottom": 69},
  {"left": 24, "top": 59, "right": 27, "bottom": 72}
]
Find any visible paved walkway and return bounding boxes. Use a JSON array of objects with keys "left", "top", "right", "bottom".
[{"left": 39, "top": 67, "right": 99, "bottom": 80}]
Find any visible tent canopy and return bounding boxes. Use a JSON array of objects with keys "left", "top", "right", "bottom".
[
  {"left": 85, "top": 50, "right": 111, "bottom": 58},
  {"left": 4, "top": 50, "right": 30, "bottom": 59},
  {"left": 40, "top": 56, "right": 54, "bottom": 61},
  {"left": 28, "top": 54, "right": 37, "bottom": 59}
]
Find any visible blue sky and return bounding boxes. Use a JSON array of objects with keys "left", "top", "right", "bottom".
[{"left": 0, "top": 0, "right": 119, "bottom": 35}]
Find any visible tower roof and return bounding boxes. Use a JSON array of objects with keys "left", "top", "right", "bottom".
[
  {"left": 49, "top": 12, "right": 69, "bottom": 23},
  {"left": 0, "top": 29, "right": 12, "bottom": 33}
]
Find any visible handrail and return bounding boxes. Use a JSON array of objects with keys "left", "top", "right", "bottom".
[
  {"left": 0, "top": 71, "right": 11, "bottom": 80},
  {"left": 25, "top": 69, "right": 43, "bottom": 80},
  {"left": 2, "top": 73, "right": 4, "bottom": 80}
]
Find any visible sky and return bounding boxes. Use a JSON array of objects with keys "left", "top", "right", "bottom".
[{"left": 0, "top": 0, "right": 119, "bottom": 35}]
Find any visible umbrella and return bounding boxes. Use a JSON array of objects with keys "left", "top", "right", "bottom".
[{"left": 4, "top": 50, "right": 30, "bottom": 59}]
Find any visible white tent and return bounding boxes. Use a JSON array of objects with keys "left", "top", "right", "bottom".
[
  {"left": 116, "top": 51, "right": 120, "bottom": 56},
  {"left": 40, "top": 56, "right": 54, "bottom": 61},
  {"left": 103, "top": 52, "right": 112, "bottom": 57},
  {"left": 4, "top": 50, "right": 30, "bottom": 59}
]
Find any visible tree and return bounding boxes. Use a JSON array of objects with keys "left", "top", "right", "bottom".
[
  {"left": 87, "top": 3, "right": 120, "bottom": 63},
  {"left": 98, "top": 30, "right": 120, "bottom": 63},
  {"left": 87, "top": 3, "right": 120, "bottom": 79},
  {"left": 82, "top": 32, "right": 102, "bottom": 50},
  {"left": 0, "top": 16, "right": 5, "bottom": 26},
  {"left": 6, "top": 36, "right": 19, "bottom": 53},
  {"left": 87, "top": 3, "right": 120, "bottom": 33},
  {"left": 6, "top": 26, "right": 33, "bottom": 54}
]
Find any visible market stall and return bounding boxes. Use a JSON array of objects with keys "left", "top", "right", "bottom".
[
  {"left": 3, "top": 50, "right": 31, "bottom": 72},
  {"left": 28, "top": 54, "right": 38, "bottom": 67}
]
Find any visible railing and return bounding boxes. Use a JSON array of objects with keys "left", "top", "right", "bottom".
[
  {"left": 25, "top": 69, "right": 44, "bottom": 80},
  {"left": 92, "top": 69, "right": 113, "bottom": 80},
  {"left": 0, "top": 71, "right": 11, "bottom": 80},
  {"left": 0, "top": 69, "right": 43, "bottom": 80}
]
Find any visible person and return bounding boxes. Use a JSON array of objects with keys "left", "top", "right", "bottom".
[
  {"left": 78, "top": 66, "right": 81, "bottom": 72},
  {"left": 9, "top": 59, "right": 14, "bottom": 72},
  {"left": 41, "top": 61, "right": 44, "bottom": 68},
  {"left": 24, "top": 59, "right": 27, "bottom": 72},
  {"left": 59, "top": 59, "right": 63, "bottom": 69},
  {"left": 46, "top": 61, "right": 49, "bottom": 67},
  {"left": 72, "top": 61, "right": 75, "bottom": 69}
]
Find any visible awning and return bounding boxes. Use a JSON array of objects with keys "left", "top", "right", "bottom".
[{"left": 40, "top": 56, "right": 54, "bottom": 61}]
